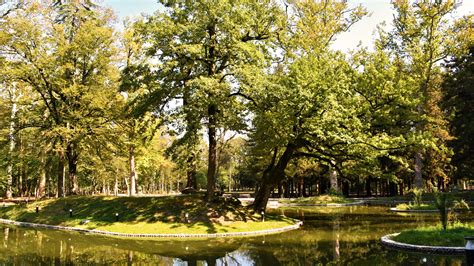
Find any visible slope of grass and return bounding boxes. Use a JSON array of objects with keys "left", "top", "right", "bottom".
[
  {"left": 395, "top": 203, "right": 437, "bottom": 211},
  {"left": 0, "top": 195, "right": 296, "bottom": 235},
  {"left": 279, "top": 194, "right": 354, "bottom": 205},
  {"left": 392, "top": 224, "right": 474, "bottom": 247}
]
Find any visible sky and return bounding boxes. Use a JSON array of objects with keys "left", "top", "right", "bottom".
[{"left": 102, "top": 0, "right": 474, "bottom": 52}]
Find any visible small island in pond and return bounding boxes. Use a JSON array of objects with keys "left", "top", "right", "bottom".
[{"left": 0, "top": 195, "right": 299, "bottom": 237}]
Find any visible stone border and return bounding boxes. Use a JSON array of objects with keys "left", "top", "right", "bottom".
[
  {"left": 0, "top": 218, "right": 303, "bottom": 239},
  {"left": 380, "top": 233, "right": 465, "bottom": 254},
  {"left": 389, "top": 207, "right": 438, "bottom": 213}
]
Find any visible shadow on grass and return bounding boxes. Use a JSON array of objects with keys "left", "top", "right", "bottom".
[{"left": 0, "top": 195, "right": 265, "bottom": 234}]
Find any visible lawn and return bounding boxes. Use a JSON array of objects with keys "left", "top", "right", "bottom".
[
  {"left": 394, "top": 203, "right": 437, "bottom": 211},
  {"left": 279, "top": 194, "right": 355, "bottom": 205},
  {"left": 392, "top": 224, "right": 474, "bottom": 247},
  {"left": 0, "top": 195, "right": 296, "bottom": 235}
]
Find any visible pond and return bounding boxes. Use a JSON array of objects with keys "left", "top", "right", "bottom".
[{"left": 0, "top": 206, "right": 471, "bottom": 265}]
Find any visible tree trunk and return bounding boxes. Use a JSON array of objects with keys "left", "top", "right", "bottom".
[
  {"left": 5, "top": 87, "right": 17, "bottom": 199},
  {"left": 37, "top": 156, "right": 47, "bottom": 198},
  {"left": 206, "top": 104, "right": 218, "bottom": 201},
  {"left": 414, "top": 151, "right": 423, "bottom": 189},
  {"left": 183, "top": 83, "right": 198, "bottom": 190},
  {"left": 66, "top": 143, "right": 79, "bottom": 195},
  {"left": 365, "top": 177, "right": 371, "bottom": 197},
  {"left": 57, "top": 151, "right": 65, "bottom": 198},
  {"left": 114, "top": 175, "right": 118, "bottom": 196},
  {"left": 253, "top": 143, "right": 296, "bottom": 212},
  {"left": 129, "top": 145, "right": 137, "bottom": 196},
  {"left": 185, "top": 155, "right": 197, "bottom": 189},
  {"left": 329, "top": 164, "right": 339, "bottom": 193}
]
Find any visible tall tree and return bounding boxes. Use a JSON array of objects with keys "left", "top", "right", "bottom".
[
  {"left": 247, "top": 0, "right": 368, "bottom": 211},
  {"left": 0, "top": 1, "right": 119, "bottom": 196},
  {"left": 388, "top": 0, "right": 467, "bottom": 189},
  {"left": 134, "top": 0, "right": 285, "bottom": 201},
  {"left": 443, "top": 46, "right": 474, "bottom": 185}
]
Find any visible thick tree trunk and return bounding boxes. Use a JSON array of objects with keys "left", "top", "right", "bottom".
[
  {"left": 365, "top": 177, "right": 371, "bottom": 197},
  {"left": 183, "top": 84, "right": 198, "bottom": 190},
  {"left": 129, "top": 145, "right": 137, "bottom": 196},
  {"left": 414, "top": 151, "right": 423, "bottom": 189},
  {"left": 253, "top": 144, "right": 296, "bottom": 212},
  {"left": 329, "top": 165, "right": 339, "bottom": 193},
  {"left": 342, "top": 181, "right": 349, "bottom": 197},
  {"left": 206, "top": 104, "right": 218, "bottom": 201},
  {"left": 185, "top": 155, "right": 197, "bottom": 189},
  {"left": 66, "top": 143, "right": 79, "bottom": 195},
  {"left": 57, "top": 151, "right": 65, "bottom": 198}
]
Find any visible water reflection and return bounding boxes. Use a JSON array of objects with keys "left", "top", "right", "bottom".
[{"left": 0, "top": 206, "right": 470, "bottom": 265}]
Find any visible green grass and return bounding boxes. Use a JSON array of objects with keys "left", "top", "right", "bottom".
[
  {"left": 279, "top": 194, "right": 354, "bottom": 205},
  {"left": 0, "top": 195, "right": 296, "bottom": 235},
  {"left": 392, "top": 224, "right": 474, "bottom": 247},
  {"left": 395, "top": 203, "right": 437, "bottom": 211}
]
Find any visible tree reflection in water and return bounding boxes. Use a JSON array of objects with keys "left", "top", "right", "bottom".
[{"left": 0, "top": 206, "right": 471, "bottom": 265}]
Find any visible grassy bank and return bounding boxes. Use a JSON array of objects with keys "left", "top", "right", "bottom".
[
  {"left": 394, "top": 203, "right": 437, "bottom": 211},
  {"left": 392, "top": 224, "right": 474, "bottom": 247},
  {"left": 0, "top": 195, "right": 296, "bottom": 235},
  {"left": 279, "top": 194, "right": 354, "bottom": 205}
]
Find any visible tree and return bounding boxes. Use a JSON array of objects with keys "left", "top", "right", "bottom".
[
  {"left": 388, "top": 0, "right": 468, "bottom": 190},
  {"left": 0, "top": 2, "right": 120, "bottom": 196},
  {"left": 247, "top": 1, "right": 368, "bottom": 211},
  {"left": 133, "top": 0, "right": 285, "bottom": 201},
  {"left": 443, "top": 46, "right": 474, "bottom": 185}
]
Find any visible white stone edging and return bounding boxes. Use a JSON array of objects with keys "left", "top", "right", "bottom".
[
  {"left": 380, "top": 233, "right": 465, "bottom": 254},
  {"left": 0, "top": 218, "right": 303, "bottom": 239}
]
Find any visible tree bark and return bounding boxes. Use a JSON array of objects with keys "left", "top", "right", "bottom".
[
  {"left": 114, "top": 175, "right": 118, "bottom": 196},
  {"left": 329, "top": 164, "right": 339, "bottom": 193},
  {"left": 206, "top": 104, "right": 218, "bottom": 201},
  {"left": 185, "top": 155, "right": 197, "bottom": 189},
  {"left": 205, "top": 20, "right": 218, "bottom": 202},
  {"left": 365, "top": 177, "right": 371, "bottom": 197},
  {"left": 57, "top": 151, "right": 65, "bottom": 198},
  {"left": 5, "top": 86, "right": 17, "bottom": 199},
  {"left": 37, "top": 155, "right": 47, "bottom": 198},
  {"left": 253, "top": 143, "right": 296, "bottom": 212},
  {"left": 66, "top": 143, "right": 79, "bottom": 195},
  {"left": 129, "top": 145, "right": 137, "bottom": 196},
  {"left": 414, "top": 151, "right": 423, "bottom": 189}
]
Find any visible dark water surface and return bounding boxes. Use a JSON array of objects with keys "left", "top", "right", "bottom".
[{"left": 0, "top": 206, "right": 471, "bottom": 265}]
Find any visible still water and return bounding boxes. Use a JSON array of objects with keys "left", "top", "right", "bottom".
[{"left": 0, "top": 206, "right": 471, "bottom": 265}]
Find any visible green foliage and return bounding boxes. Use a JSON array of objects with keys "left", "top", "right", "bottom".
[
  {"left": 443, "top": 47, "right": 474, "bottom": 182},
  {"left": 432, "top": 188, "right": 470, "bottom": 231},
  {"left": 410, "top": 188, "right": 424, "bottom": 206}
]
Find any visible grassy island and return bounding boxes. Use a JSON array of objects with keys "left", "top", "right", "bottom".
[
  {"left": 0, "top": 196, "right": 296, "bottom": 235},
  {"left": 392, "top": 224, "right": 474, "bottom": 247},
  {"left": 279, "top": 194, "right": 355, "bottom": 205},
  {"left": 394, "top": 203, "right": 437, "bottom": 211}
]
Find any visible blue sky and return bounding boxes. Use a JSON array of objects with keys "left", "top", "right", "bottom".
[{"left": 103, "top": 0, "right": 474, "bottom": 52}]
